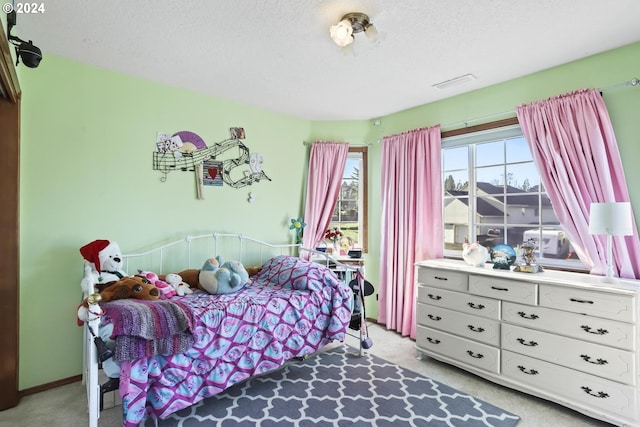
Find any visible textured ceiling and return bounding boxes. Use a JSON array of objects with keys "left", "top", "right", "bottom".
[{"left": 11, "top": 0, "right": 640, "bottom": 121}]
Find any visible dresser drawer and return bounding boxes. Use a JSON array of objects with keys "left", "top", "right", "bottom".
[
  {"left": 539, "top": 284, "right": 636, "bottom": 323},
  {"left": 417, "top": 304, "right": 501, "bottom": 346},
  {"left": 502, "top": 350, "right": 637, "bottom": 420},
  {"left": 417, "top": 267, "right": 468, "bottom": 292},
  {"left": 469, "top": 275, "right": 538, "bottom": 305},
  {"left": 417, "top": 286, "right": 500, "bottom": 320},
  {"left": 502, "top": 324, "right": 636, "bottom": 385},
  {"left": 416, "top": 326, "right": 500, "bottom": 373},
  {"left": 503, "top": 301, "right": 636, "bottom": 351}
]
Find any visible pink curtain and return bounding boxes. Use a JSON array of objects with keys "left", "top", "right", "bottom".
[
  {"left": 517, "top": 89, "right": 640, "bottom": 279},
  {"left": 379, "top": 125, "right": 443, "bottom": 338},
  {"left": 302, "top": 142, "right": 349, "bottom": 253}
]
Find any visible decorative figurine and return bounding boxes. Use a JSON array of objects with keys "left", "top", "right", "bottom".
[
  {"left": 514, "top": 239, "right": 543, "bottom": 273},
  {"left": 462, "top": 237, "right": 490, "bottom": 267}
]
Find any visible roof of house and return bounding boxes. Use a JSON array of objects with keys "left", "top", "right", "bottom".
[
  {"left": 475, "top": 182, "right": 552, "bottom": 207},
  {"left": 447, "top": 181, "right": 553, "bottom": 217},
  {"left": 447, "top": 190, "right": 504, "bottom": 217}
]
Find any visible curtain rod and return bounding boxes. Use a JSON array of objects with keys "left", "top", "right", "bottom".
[
  {"left": 440, "top": 76, "right": 640, "bottom": 131},
  {"left": 302, "top": 141, "right": 372, "bottom": 147}
]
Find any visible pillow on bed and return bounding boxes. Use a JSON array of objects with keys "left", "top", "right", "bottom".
[{"left": 254, "top": 255, "right": 342, "bottom": 292}]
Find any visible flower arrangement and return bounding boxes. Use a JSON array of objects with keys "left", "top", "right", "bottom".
[
  {"left": 289, "top": 217, "right": 306, "bottom": 244},
  {"left": 324, "top": 227, "right": 343, "bottom": 244}
]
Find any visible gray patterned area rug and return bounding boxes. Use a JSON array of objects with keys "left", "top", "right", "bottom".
[{"left": 151, "top": 345, "right": 520, "bottom": 427}]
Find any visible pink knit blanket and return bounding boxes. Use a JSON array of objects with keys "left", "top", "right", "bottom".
[{"left": 102, "top": 299, "right": 195, "bottom": 361}]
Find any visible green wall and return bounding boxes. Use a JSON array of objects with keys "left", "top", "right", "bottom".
[
  {"left": 18, "top": 41, "right": 640, "bottom": 390},
  {"left": 18, "top": 56, "right": 310, "bottom": 389}
]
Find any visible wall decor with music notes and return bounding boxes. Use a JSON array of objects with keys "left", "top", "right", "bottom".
[{"left": 153, "top": 129, "right": 270, "bottom": 198}]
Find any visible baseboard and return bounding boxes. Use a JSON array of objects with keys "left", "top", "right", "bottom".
[{"left": 19, "top": 375, "right": 81, "bottom": 398}]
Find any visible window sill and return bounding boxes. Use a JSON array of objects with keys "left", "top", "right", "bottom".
[{"left": 442, "top": 254, "right": 589, "bottom": 275}]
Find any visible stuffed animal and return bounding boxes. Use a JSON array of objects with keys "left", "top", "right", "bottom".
[
  {"left": 462, "top": 237, "right": 490, "bottom": 267},
  {"left": 137, "top": 270, "right": 177, "bottom": 299},
  {"left": 79, "top": 239, "right": 129, "bottom": 296},
  {"left": 219, "top": 258, "right": 250, "bottom": 285},
  {"left": 245, "top": 265, "right": 262, "bottom": 277},
  {"left": 164, "top": 273, "right": 193, "bottom": 296},
  {"left": 77, "top": 276, "right": 160, "bottom": 323},
  {"left": 175, "top": 257, "right": 249, "bottom": 294},
  {"left": 98, "top": 275, "right": 160, "bottom": 302}
]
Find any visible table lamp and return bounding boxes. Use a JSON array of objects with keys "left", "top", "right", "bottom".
[{"left": 588, "top": 202, "right": 633, "bottom": 277}]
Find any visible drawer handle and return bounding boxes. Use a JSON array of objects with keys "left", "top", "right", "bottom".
[
  {"left": 467, "top": 325, "right": 485, "bottom": 333},
  {"left": 428, "top": 293, "right": 442, "bottom": 301},
  {"left": 434, "top": 276, "right": 448, "bottom": 281},
  {"left": 581, "top": 325, "right": 609, "bottom": 335},
  {"left": 570, "top": 298, "right": 594, "bottom": 304},
  {"left": 427, "top": 314, "right": 442, "bottom": 321},
  {"left": 517, "top": 365, "right": 539, "bottom": 375},
  {"left": 580, "top": 354, "right": 608, "bottom": 365},
  {"left": 581, "top": 386, "right": 609, "bottom": 399},
  {"left": 516, "top": 338, "right": 538, "bottom": 347},
  {"left": 466, "top": 350, "right": 484, "bottom": 359},
  {"left": 517, "top": 311, "right": 539, "bottom": 320},
  {"left": 468, "top": 302, "right": 485, "bottom": 310},
  {"left": 427, "top": 337, "right": 441, "bottom": 344},
  {"left": 491, "top": 286, "right": 509, "bottom": 291}
]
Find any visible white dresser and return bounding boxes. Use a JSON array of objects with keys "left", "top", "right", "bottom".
[{"left": 415, "top": 259, "right": 640, "bottom": 427}]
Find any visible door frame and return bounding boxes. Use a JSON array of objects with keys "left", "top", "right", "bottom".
[{"left": 0, "top": 17, "right": 21, "bottom": 410}]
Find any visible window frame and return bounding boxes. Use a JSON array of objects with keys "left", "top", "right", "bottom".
[
  {"left": 328, "top": 146, "right": 368, "bottom": 253},
  {"left": 441, "top": 118, "right": 585, "bottom": 271}
]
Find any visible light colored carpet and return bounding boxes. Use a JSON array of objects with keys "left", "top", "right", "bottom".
[{"left": 0, "top": 322, "right": 613, "bottom": 427}]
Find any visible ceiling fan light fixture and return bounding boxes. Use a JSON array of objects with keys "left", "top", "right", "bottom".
[
  {"left": 330, "top": 12, "right": 377, "bottom": 47},
  {"left": 364, "top": 23, "right": 379, "bottom": 43},
  {"left": 330, "top": 19, "right": 354, "bottom": 47}
]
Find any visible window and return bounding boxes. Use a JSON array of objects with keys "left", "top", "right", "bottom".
[
  {"left": 328, "top": 147, "right": 368, "bottom": 252},
  {"left": 442, "top": 122, "right": 584, "bottom": 269}
]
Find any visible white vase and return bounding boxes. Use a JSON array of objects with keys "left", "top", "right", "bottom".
[{"left": 333, "top": 241, "right": 340, "bottom": 255}]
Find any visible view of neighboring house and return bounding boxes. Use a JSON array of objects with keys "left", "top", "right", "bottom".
[{"left": 444, "top": 182, "right": 571, "bottom": 257}]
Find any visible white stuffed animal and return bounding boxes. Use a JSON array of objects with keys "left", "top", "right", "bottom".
[
  {"left": 79, "top": 240, "right": 128, "bottom": 295},
  {"left": 462, "top": 238, "right": 490, "bottom": 267},
  {"left": 165, "top": 273, "right": 193, "bottom": 296}
]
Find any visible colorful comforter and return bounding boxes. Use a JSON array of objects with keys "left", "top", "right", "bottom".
[{"left": 107, "top": 255, "right": 353, "bottom": 427}]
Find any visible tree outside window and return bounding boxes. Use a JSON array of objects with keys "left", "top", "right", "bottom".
[{"left": 328, "top": 147, "right": 368, "bottom": 253}]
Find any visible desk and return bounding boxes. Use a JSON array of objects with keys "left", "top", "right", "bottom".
[
  {"left": 310, "top": 255, "right": 364, "bottom": 281},
  {"left": 331, "top": 256, "right": 364, "bottom": 266}
]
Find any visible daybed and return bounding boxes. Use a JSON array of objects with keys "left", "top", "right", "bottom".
[{"left": 79, "top": 233, "right": 366, "bottom": 427}]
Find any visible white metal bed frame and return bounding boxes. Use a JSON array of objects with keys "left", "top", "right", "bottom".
[{"left": 80, "top": 232, "right": 366, "bottom": 427}]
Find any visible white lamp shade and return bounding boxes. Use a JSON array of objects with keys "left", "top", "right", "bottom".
[
  {"left": 588, "top": 202, "right": 633, "bottom": 236},
  {"left": 330, "top": 20, "right": 354, "bottom": 47}
]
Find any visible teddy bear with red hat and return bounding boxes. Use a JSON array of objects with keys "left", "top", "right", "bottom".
[{"left": 79, "top": 239, "right": 129, "bottom": 297}]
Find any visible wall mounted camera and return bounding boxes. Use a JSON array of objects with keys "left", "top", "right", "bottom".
[{"left": 6, "top": 11, "right": 42, "bottom": 68}]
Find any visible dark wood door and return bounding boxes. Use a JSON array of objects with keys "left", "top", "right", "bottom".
[{"left": 0, "top": 19, "right": 21, "bottom": 411}]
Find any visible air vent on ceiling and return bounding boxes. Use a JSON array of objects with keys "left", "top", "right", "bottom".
[{"left": 433, "top": 74, "right": 477, "bottom": 89}]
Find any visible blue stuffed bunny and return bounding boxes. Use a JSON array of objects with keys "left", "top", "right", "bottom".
[{"left": 197, "top": 256, "right": 249, "bottom": 294}]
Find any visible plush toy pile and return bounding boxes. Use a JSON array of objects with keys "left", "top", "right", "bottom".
[{"left": 137, "top": 270, "right": 177, "bottom": 299}]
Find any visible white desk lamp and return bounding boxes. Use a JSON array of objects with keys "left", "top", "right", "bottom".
[{"left": 588, "top": 202, "right": 633, "bottom": 277}]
